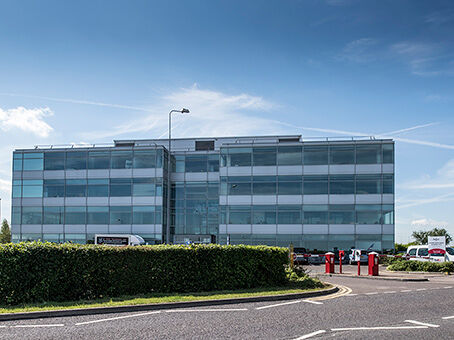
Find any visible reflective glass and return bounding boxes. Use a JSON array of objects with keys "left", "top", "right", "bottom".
[
  {"left": 278, "top": 176, "right": 302, "bottom": 195},
  {"left": 23, "top": 158, "right": 43, "bottom": 171},
  {"left": 303, "top": 175, "right": 328, "bottom": 194},
  {"left": 111, "top": 151, "right": 133, "bottom": 169},
  {"left": 66, "top": 152, "right": 87, "bottom": 170},
  {"left": 252, "top": 176, "right": 276, "bottom": 195},
  {"left": 65, "top": 179, "right": 87, "bottom": 197},
  {"left": 278, "top": 206, "right": 301, "bottom": 224},
  {"left": 22, "top": 206, "right": 42, "bottom": 224},
  {"left": 65, "top": 206, "right": 86, "bottom": 224},
  {"left": 185, "top": 155, "right": 207, "bottom": 172},
  {"left": 356, "top": 175, "right": 382, "bottom": 194},
  {"left": 356, "top": 144, "right": 381, "bottom": 164},
  {"left": 382, "top": 205, "right": 394, "bottom": 224},
  {"left": 133, "top": 178, "right": 155, "bottom": 196},
  {"left": 133, "top": 150, "right": 156, "bottom": 168},
  {"left": 44, "top": 179, "right": 65, "bottom": 197},
  {"left": 22, "top": 179, "right": 43, "bottom": 197},
  {"left": 12, "top": 206, "right": 21, "bottom": 224},
  {"left": 303, "top": 211, "right": 328, "bottom": 224},
  {"left": 253, "top": 205, "right": 276, "bottom": 224},
  {"left": 229, "top": 150, "right": 252, "bottom": 166},
  {"left": 13, "top": 159, "right": 22, "bottom": 171},
  {"left": 133, "top": 206, "right": 155, "bottom": 224},
  {"left": 329, "top": 211, "right": 354, "bottom": 224},
  {"left": 304, "top": 146, "right": 328, "bottom": 165},
  {"left": 253, "top": 147, "right": 276, "bottom": 166},
  {"left": 383, "top": 174, "right": 394, "bottom": 194},
  {"left": 43, "top": 206, "right": 64, "bottom": 224},
  {"left": 228, "top": 206, "right": 251, "bottom": 224},
  {"left": 329, "top": 175, "right": 354, "bottom": 194},
  {"left": 228, "top": 177, "right": 252, "bottom": 195},
  {"left": 156, "top": 149, "right": 163, "bottom": 168},
  {"left": 383, "top": 144, "right": 394, "bottom": 163},
  {"left": 173, "top": 155, "right": 185, "bottom": 172},
  {"left": 44, "top": 152, "right": 65, "bottom": 170},
  {"left": 329, "top": 145, "right": 354, "bottom": 164},
  {"left": 110, "top": 178, "right": 131, "bottom": 196},
  {"left": 87, "top": 206, "right": 109, "bottom": 224},
  {"left": 356, "top": 211, "right": 381, "bottom": 224},
  {"left": 88, "top": 151, "right": 110, "bottom": 169},
  {"left": 208, "top": 154, "right": 219, "bottom": 172},
  {"left": 277, "top": 146, "right": 302, "bottom": 165},
  {"left": 110, "top": 206, "right": 132, "bottom": 224}
]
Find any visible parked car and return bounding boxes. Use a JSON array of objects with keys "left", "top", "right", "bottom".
[
  {"left": 348, "top": 249, "right": 368, "bottom": 264},
  {"left": 405, "top": 245, "right": 446, "bottom": 262},
  {"left": 445, "top": 247, "right": 454, "bottom": 262}
]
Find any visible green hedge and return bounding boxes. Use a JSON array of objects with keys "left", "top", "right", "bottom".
[
  {"left": 388, "top": 260, "right": 454, "bottom": 273},
  {"left": 0, "top": 242, "right": 288, "bottom": 305}
]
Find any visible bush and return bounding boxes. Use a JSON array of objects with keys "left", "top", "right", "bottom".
[
  {"left": 0, "top": 242, "right": 289, "bottom": 305},
  {"left": 388, "top": 260, "right": 454, "bottom": 273},
  {"left": 285, "top": 266, "right": 324, "bottom": 289}
]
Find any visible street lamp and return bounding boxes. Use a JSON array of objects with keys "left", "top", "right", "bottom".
[{"left": 166, "top": 108, "right": 190, "bottom": 244}]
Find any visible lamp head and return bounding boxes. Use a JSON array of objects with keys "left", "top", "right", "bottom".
[{"left": 181, "top": 108, "right": 190, "bottom": 114}]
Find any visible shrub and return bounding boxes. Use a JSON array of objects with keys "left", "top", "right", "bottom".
[
  {"left": 285, "top": 266, "right": 324, "bottom": 289},
  {"left": 388, "top": 260, "right": 454, "bottom": 273},
  {"left": 0, "top": 242, "right": 289, "bottom": 305}
]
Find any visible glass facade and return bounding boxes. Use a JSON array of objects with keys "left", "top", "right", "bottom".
[{"left": 11, "top": 137, "right": 394, "bottom": 251}]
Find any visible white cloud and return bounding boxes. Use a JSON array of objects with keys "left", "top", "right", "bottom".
[
  {"left": 337, "top": 38, "right": 378, "bottom": 63},
  {"left": 0, "top": 106, "right": 54, "bottom": 137},
  {"left": 411, "top": 218, "right": 448, "bottom": 228},
  {"left": 0, "top": 179, "right": 10, "bottom": 193},
  {"left": 403, "top": 159, "right": 454, "bottom": 190}
]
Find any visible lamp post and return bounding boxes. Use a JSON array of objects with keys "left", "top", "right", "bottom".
[{"left": 166, "top": 108, "right": 189, "bottom": 244}]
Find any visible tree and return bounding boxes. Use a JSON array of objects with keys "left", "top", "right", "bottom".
[
  {"left": 0, "top": 219, "right": 11, "bottom": 243},
  {"left": 411, "top": 227, "right": 452, "bottom": 245}
]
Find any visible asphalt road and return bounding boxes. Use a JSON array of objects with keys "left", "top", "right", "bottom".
[{"left": 0, "top": 275, "right": 453, "bottom": 339}]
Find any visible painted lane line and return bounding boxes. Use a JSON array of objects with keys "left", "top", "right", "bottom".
[
  {"left": 345, "top": 294, "right": 358, "bottom": 296},
  {"left": 293, "top": 330, "right": 326, "bottom": 339},
  {"left": 331, "top": 326, "right": 428, "bottom": 331},
  {"left": 0, "top": 326, "right": 6, "bottom": 328},
  {"left": 75, "top": 311, "right": 161, "bottom": 325},
  {"left": 442, "top": 316, "right": 454, "bottom": 320},
  {"left": 444, "top": 286, "right": 453, "bottom": 289},
  {"left": 405, "top": 320, "right": 439, "bottom": 328},
  {"left": 365, "top": 292, "right": 378, "bottom": 295},
  {"left": 13, "top": 324, "right": 65, "bottom": 328},
  {"left": 166, "top": 308, "right": 247, "bottom": 312},
  {"left": 400, "top": 290, "right": 412, "bottom": 292},
  {"left": 383, "top": 291, "right": 396, "bottom": 294},
  {"left": 255, "top": 300, "right": 301, "bottom": 310},
  {"left": 416, "top": 288, "right": 427, "bottom": 291},
  {"left": 302, "top": 299, "right": 323, "bottom": 305}
]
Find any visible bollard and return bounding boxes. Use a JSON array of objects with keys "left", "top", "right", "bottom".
[
  {"left": 368, "top": 252, "right": 379, "bottom": 276},
  {"left": 325, "top": 252, "right": 335, "bottom": 274},
  {"left": 339, "top": 250, "right": 344, "bottom": 274}
]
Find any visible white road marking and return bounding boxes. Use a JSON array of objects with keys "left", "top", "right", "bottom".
[
  {"left": 416, "top": 288, "right": 427, "bottom": 291},
  {"left": 383, "top": 291, "right": 396, "bottom": 294},
  {"left": 405, "top": 320, "right": 439, "bottom": 328},
  {"left": 13, "top": 324, "right": 65, "bottom": 328},
  {"left": 345, "top": 294, "right": 358, "bottom": 296},
  {"left": 166, "top": 308, "right": 248, "bottom": 312},
  {"left": 75, "top": 311, "right": 161, "bottom": 325},
  {"left": 255, "top": 300, "right": 301, "bottom": 310},
  {"left": 444, "top": 286, "right": 453, "bottom": 289},
  {"left": 302, "top": 299, "right": 323, "bottom": 305},
  {"left": 365, "top": 292, "right": 378, "bottom": 295},
  {"left": 0, "top": 326, "right": 6, "bottom": 328},
  {"left": 331, "top": 326, "right": 428, "bottom": 331},
  {"left": 400, "top": 290, "right": 412, "bottom": 292},
  {"left": 442, "top": 316, "right": 454, "bottom": 320},
  {"left": 293, "top": 330, "right": 326, "bottom": 339}
]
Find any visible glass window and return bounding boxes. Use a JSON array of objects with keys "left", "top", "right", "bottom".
[
  {"left": 278, "top": 176, "right": 302, "bottom": 195},
  {"left": 382, "top": 205, "right": 394, "bottom": 224},
  {"left": 383, "top": 174, "right": 394, "bottom": 194},
  {"left": 304, "top": 146, "right": 328, "bottom": 165},
  {"left": 12, "top": 181, "right": 21, "bottom": 198},
  {"left": 133, "top": 178, "right": 155, "bottom": 196},
  {"left": 173, "top": 155, "right": 185, "bottom": 172},
  {"left": 133, "top": 150, "right": 156, "bottom": 168},
  {"left": 356, "top": 204, "right": 381, "bottom": 224},
  {"left": 155, "top": 178, "right": 163, "bottom": 196},
  {"left": 22, "top": 179, "right": 43, "bottom": 197},
  {"left": 356, "top": 144, "right": 381, "bottom": 164},
  {"left": 133, "top": 206, "right": 155, "bottom": 224},
  {"left": 329, "top": 210, "right": 354, "bottom": 224},
  {"left": 418, "top": 248, "right": 429, "bottom": 256},
  {"left": 207, "top": 182, "right": 219, "bottom": 199},
  {"left": 356, "top": 175, "right": 382, "bottom": 194},
  {"left": 44, "top": 179, "right": 65, "bottom": 197},
  {"left": 303, "top": 175, "right": 328, "bottom": 195},
  {"left": 22, "top": 206, "right": 42, "bottom": 224},
  {"left": 252, "top": 205, "right": 276, "bottom": 224},
  {"left": 87, "top": 206, "right": 109, "bottom": 224},
  {"left": 13, "top": 153, "right": 23, "bottom": 171},
  {"left": 110, "top": 206, "right": 132, "bottom": 224},
  {"left": 156, "top": 149, "right": 163, "bottom": 168},
  {"left": 23, "top": 153, "right": 44, "bottom": 171},
  {"left": 208, "top": 154, "right": 219, "bottom": 172},
  {"left": 383, "top": 144, "right": 394, "bottom": 164},
  {"left": 185, "top": 155, "right": 207, "bottom": 172},
  {"left": 278, "top": 205, "right": 301, "bottom": 224},
  {"left": 228, "top": 206, "right": 251, "bottom": 224},
  {"left": 253, "top": 147, "right": 276, "bottom": 166},
  {"left": 252, "top": 176, "right": 276, "bottom": 195},
  {"left": 185, "top": 183, "right": 207, "bottom": 200},
  {"left": 44, "top": 152, "right": 65, "bottom": 170},
  {"left": 329, "top": 145, "right": 354, "bottom": 164},
  {"left": 88, "top": 151, "right": 110, "bottom": 169},
  {"left": 65, "top": 152, "right": 87, "bottom": 170},
  {"left": 228, "top": 176, "right": 252, "bottom": 195},
  {"left": 12, "top": 206, "right": 21, "bottom": 224},
  {"left": 330, "top": 175, "right": 354, "bottom": 194},
  {"left": 65, "top": 206, "right": 86, "bottom": 224},
  {"left": 277, "top": 146, "right": 302, "bottom": 165},
  {"left": 87, "top": 179, "right": 109, "bottom": 197},
  {"left": 155, "top": 206, "right": 162, "bottom": 224},
  {"left": 65, "top": 179, "right": 87, "bottom": 197},
  {"left": 111, "top": 151, "right": 133, "bottom": 169},
  {"left": 303, "top": 205, "right": 328, "bottom": 224},
  {"left": 228, "top": 148, "right": 252, "bottom": 167},
  {"left": 43, "top": 206, "right": 64, "bottom": 224},
  {"left": 110, "top": 178, "right": 131, "bottom": 196}
]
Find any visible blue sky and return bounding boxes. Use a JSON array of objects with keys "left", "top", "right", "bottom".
[{"left": 0, "top": 0, "right": 453, "bottom": 243}]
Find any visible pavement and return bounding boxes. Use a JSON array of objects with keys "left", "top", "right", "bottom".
[{"left": 0, "top": 267, "right": 453, "bottom": 339}]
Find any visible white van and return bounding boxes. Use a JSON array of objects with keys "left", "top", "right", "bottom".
[
  {"left": 94, "top": 234, "right": 145, "bottom": 246},
  {"left": 446, "top": 247, "right": 454, "bottom": 262},
  {"left": 405, "top": 245, "right": 446, "bottom": 262}
]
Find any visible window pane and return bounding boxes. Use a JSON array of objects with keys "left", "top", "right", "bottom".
[
  {"left": 278, "top": 180, "right": 302, "bottom": 195},
  {"left": 23, "top": 158, "right": 43, "bottom": 171},
  {"left": 208, "top": 154, "right": 219, "bottom": 172},
  {"left": 228, "top": 206, "right": 251, "bottom": 224},
  {"left": 44, "top": 206, "right": 64, "bottom": 224},
  {"left": 228, "top": 182, "right": 251, "bottom": 195},
  {"left": 65, "top": 206, "right": 86, "bottom": 224},
  {"left": 304, "top": 146, "right": 328, "bottom": 165},
  {"left": 253, "top": 206, "right": 276, "bottom": 224},
  {"left": 22, "top": 181, "right": 43, "bottom": 197},
  {"left": 356, "top": 211, "right": 381, "bottom": 224},
  {"left": 44, "top": 152, "right": 65, "bottom": 170},
  {"left": 356, "top": 175, "right": 382, "bottom": 194},
  {"left": 383, "top": 175, "right": 394, "bottom": 194},
  {"left": 329, "top": 175, "right": 354, "bottom": 194},
  {"left": 383, "top": 144, "right": 394, "bottom": 164},
  {"left": 278, "top": 206, "right": 301, "bottom": 224},
  {"left": 110, "top": 178, "right": 131, "bottom": 196},
  {"left": 277, "top": 146, "right": 302, "bottom": 165},
  {"left": 12, "top": 206, "right": 21, "bottom": 224},
  {"left": 253, "top": 147, "right": 276, "bottom": 166},
  {"left": 88, "top": 151, "right": 110, "bottom": 169},
  {"left": 133, "top": 206, "right": 155, "bottom": 224},
  {"left": 133, "top": 150, "right": 156, "bottom": 168},
  {"left": 329, "top": 145, "right": 354, "bottom": 164},
  {"left": 356, "top": 144, "right": 381, "bottom": 164},
  {"left": 110, "top": 206, "right": 132, "bottom": 224},
  {"left": 133, "top": 178, "right": 155, "bottom": 196},
  {"left": 88, "top": 184, "right": 109, "bottom": 197},
  {"left": 329, "top": 211, "right": 354, "bottom": 224},
  {"left": 303, "top": 211, "right": 328, "bottom": 224},
  {"left": 303, "top": 176, "right": 328, "bottom": 194},
  {"left": 111, "top": 151, "right": 133, "bottom": 169},
  {"left": 44, "top": 179, "right": 65, "bottom": 197},
  {"left": 229, "top": 152, "right": 252, "bottom": 166},
  {"left": 87, "top": 206, "right": 109, "bottom": 224},
  {"left": 185, "top": 155, "right": 207, "bottom": 172},
  {"left": 66, "top": 179, "right": 87, "bottom": 197},
  {"left": 252, "top": 182, "right": 276, "bottom": 195},
  {"left": 66, "top": 152, "right": 87, "bottom": 170},
  {"left": 13, "top": 159, "right": 23, "bottom": 171},
  {"left": 22, "top": 206, "right": 42, "bottom": 224}
]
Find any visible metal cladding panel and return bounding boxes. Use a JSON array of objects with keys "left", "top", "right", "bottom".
[
  {"left": 219, "top": 167, "right": 227, "bottom": 176},
  {"left": 65, "top": 197, "right": 87, "bottom": 206},
  {"left": 252, "top": 195, "right": 277, "bottom": 205},
  {"left": 227, "top": 224, "right": 252, "bottom": 234},
  {"left": 132, "top": 197, "right": 155, "bottom": 205},
  {"left": 185, "top": 173, "right": 208, "bottom": 181},
  {"left": 44, "top": 170, "right": 65, "bottom": 179},
  {"left": 22, "top": 171, "right": 44, "bottom": 179},
  {"left": 303, "top": 224, "right": 329, "bottom": 234},
  {"left": 277, "top": 195, "right": 302, "bottom": 204},
  {"left": 87, "top": 197, "right": 109, "bottom": 206},
  {"left": 132, "top": 225, "right": 155, "bottom": 233},
  {"left": 11, "top": 225, "right": 20, "bottom": 233},
  {"left": 329, "top": 224, "right": 355, "bottom": 234},
  {"left": 12, "top": 198, "right": 21, "bottom": 206},
  {"left": 329, "top": 165, "right": 355, "bottom": 174},
  {"left": 110, "top": 169, "right": 132, "bottom": 178},
  {"left": 87, "top": 169, "right": 110, "bottom": 178},
  {"left": 382, "top": 194, "right": 394, "bottom": 204},
  {"left": 303, "top": 195, "right": 329, "bottom": 204},
  {"left": 382, "top": 164, "right": 394, "bottom": 173},
  {"left": 21, "top": 225, "right": 42, "bottom": 233},
  {"left": 219, "top": 224, "right": 227, "bottom": 233},
  {"left": 227, "top": 166, "right": 251, "bottom": 176},
  {"left": 170, "top": 173, "right": 185, "bottom": 181},
  {"left": 13, "top": 171, "right": 22, "bottom": 179},
  {"left": 155, "top": 197, "right": 163, "bottom": 205},
  {"left": 109, "top": 225, "right": 132, "bottom": 233},
  {"left": 277, "top": 224, "right": 302, "bottom": 234},
  {"left": 329, "top": 195, "right": 355, "bottom": 204},
  {"left": 21, "top": 198, "right": 43, "bottom": 206},
  {"left": 303, "top": 165, "right": 328, "bottom": 174},
  {"left": 109, "top": 197, "right": 132, "bottom": 205},
  {"left": 226, "top": 195, "right": 252, "bottom": 205},
  {"left": 356, "top": 224, "right": 382, "bottom": 234},
  {"left": 64, "top": 225, "right": 86, "bottom": 233},
  {"left": 132, "top": 169, "right": 156, "bottom": 177},
  {"left": 43, "top": 197, "right": 65, "bottom": 206},
  {"left": 207, "top": 172, "right": 220, "bottom": 181},
  {"left": 252, "top": 166, "right": 277, "bottom": 175},
  {"left": 65, "top": 170, "right": 87, "bottom": 179},
  {"left": 155, "top": 224, "right": 163, "bottom": 233},
  {"left": 355, "top": 194, "right": 382, "bottom": 204},
  {"left": 356, "top": 164, "right": 381, "bottom": 174},
  {"left": 219, "top": 195, "right": 227, "bottom": 205},
  {"left": 87, "top": 225, "right": 109, "bottom": 233},
  {"left": 155, "top": 168, "right": 163, "bottom": 177},
  {"left": 43, "top": 225, "right": 64, "bottom": 233},
  {"left": 382, "top": 224, "right": 394, "bottom": 234},
  {"left": 277, "top": 166, "right": 303, "bottom": 176},
  {"left": 252, "top": 224, "right": 277, "bottom": 234}
]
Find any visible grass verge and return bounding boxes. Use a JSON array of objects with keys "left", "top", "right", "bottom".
[{"left": 0, "top": 284, "right": 331, "bottom": 314}]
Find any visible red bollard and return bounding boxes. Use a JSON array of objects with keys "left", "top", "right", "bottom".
[
  {"left": 339, "top": 250, "right": 344, "bottom": 274},
  {"left": 368, "top": 252, "right": 379, "bottom": 276},
  {"left": 325, "top": 252, "right": 335, "bottom": 274},
  {"left": 358, "top": 260, "right": 361, "bottom": 276}
]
